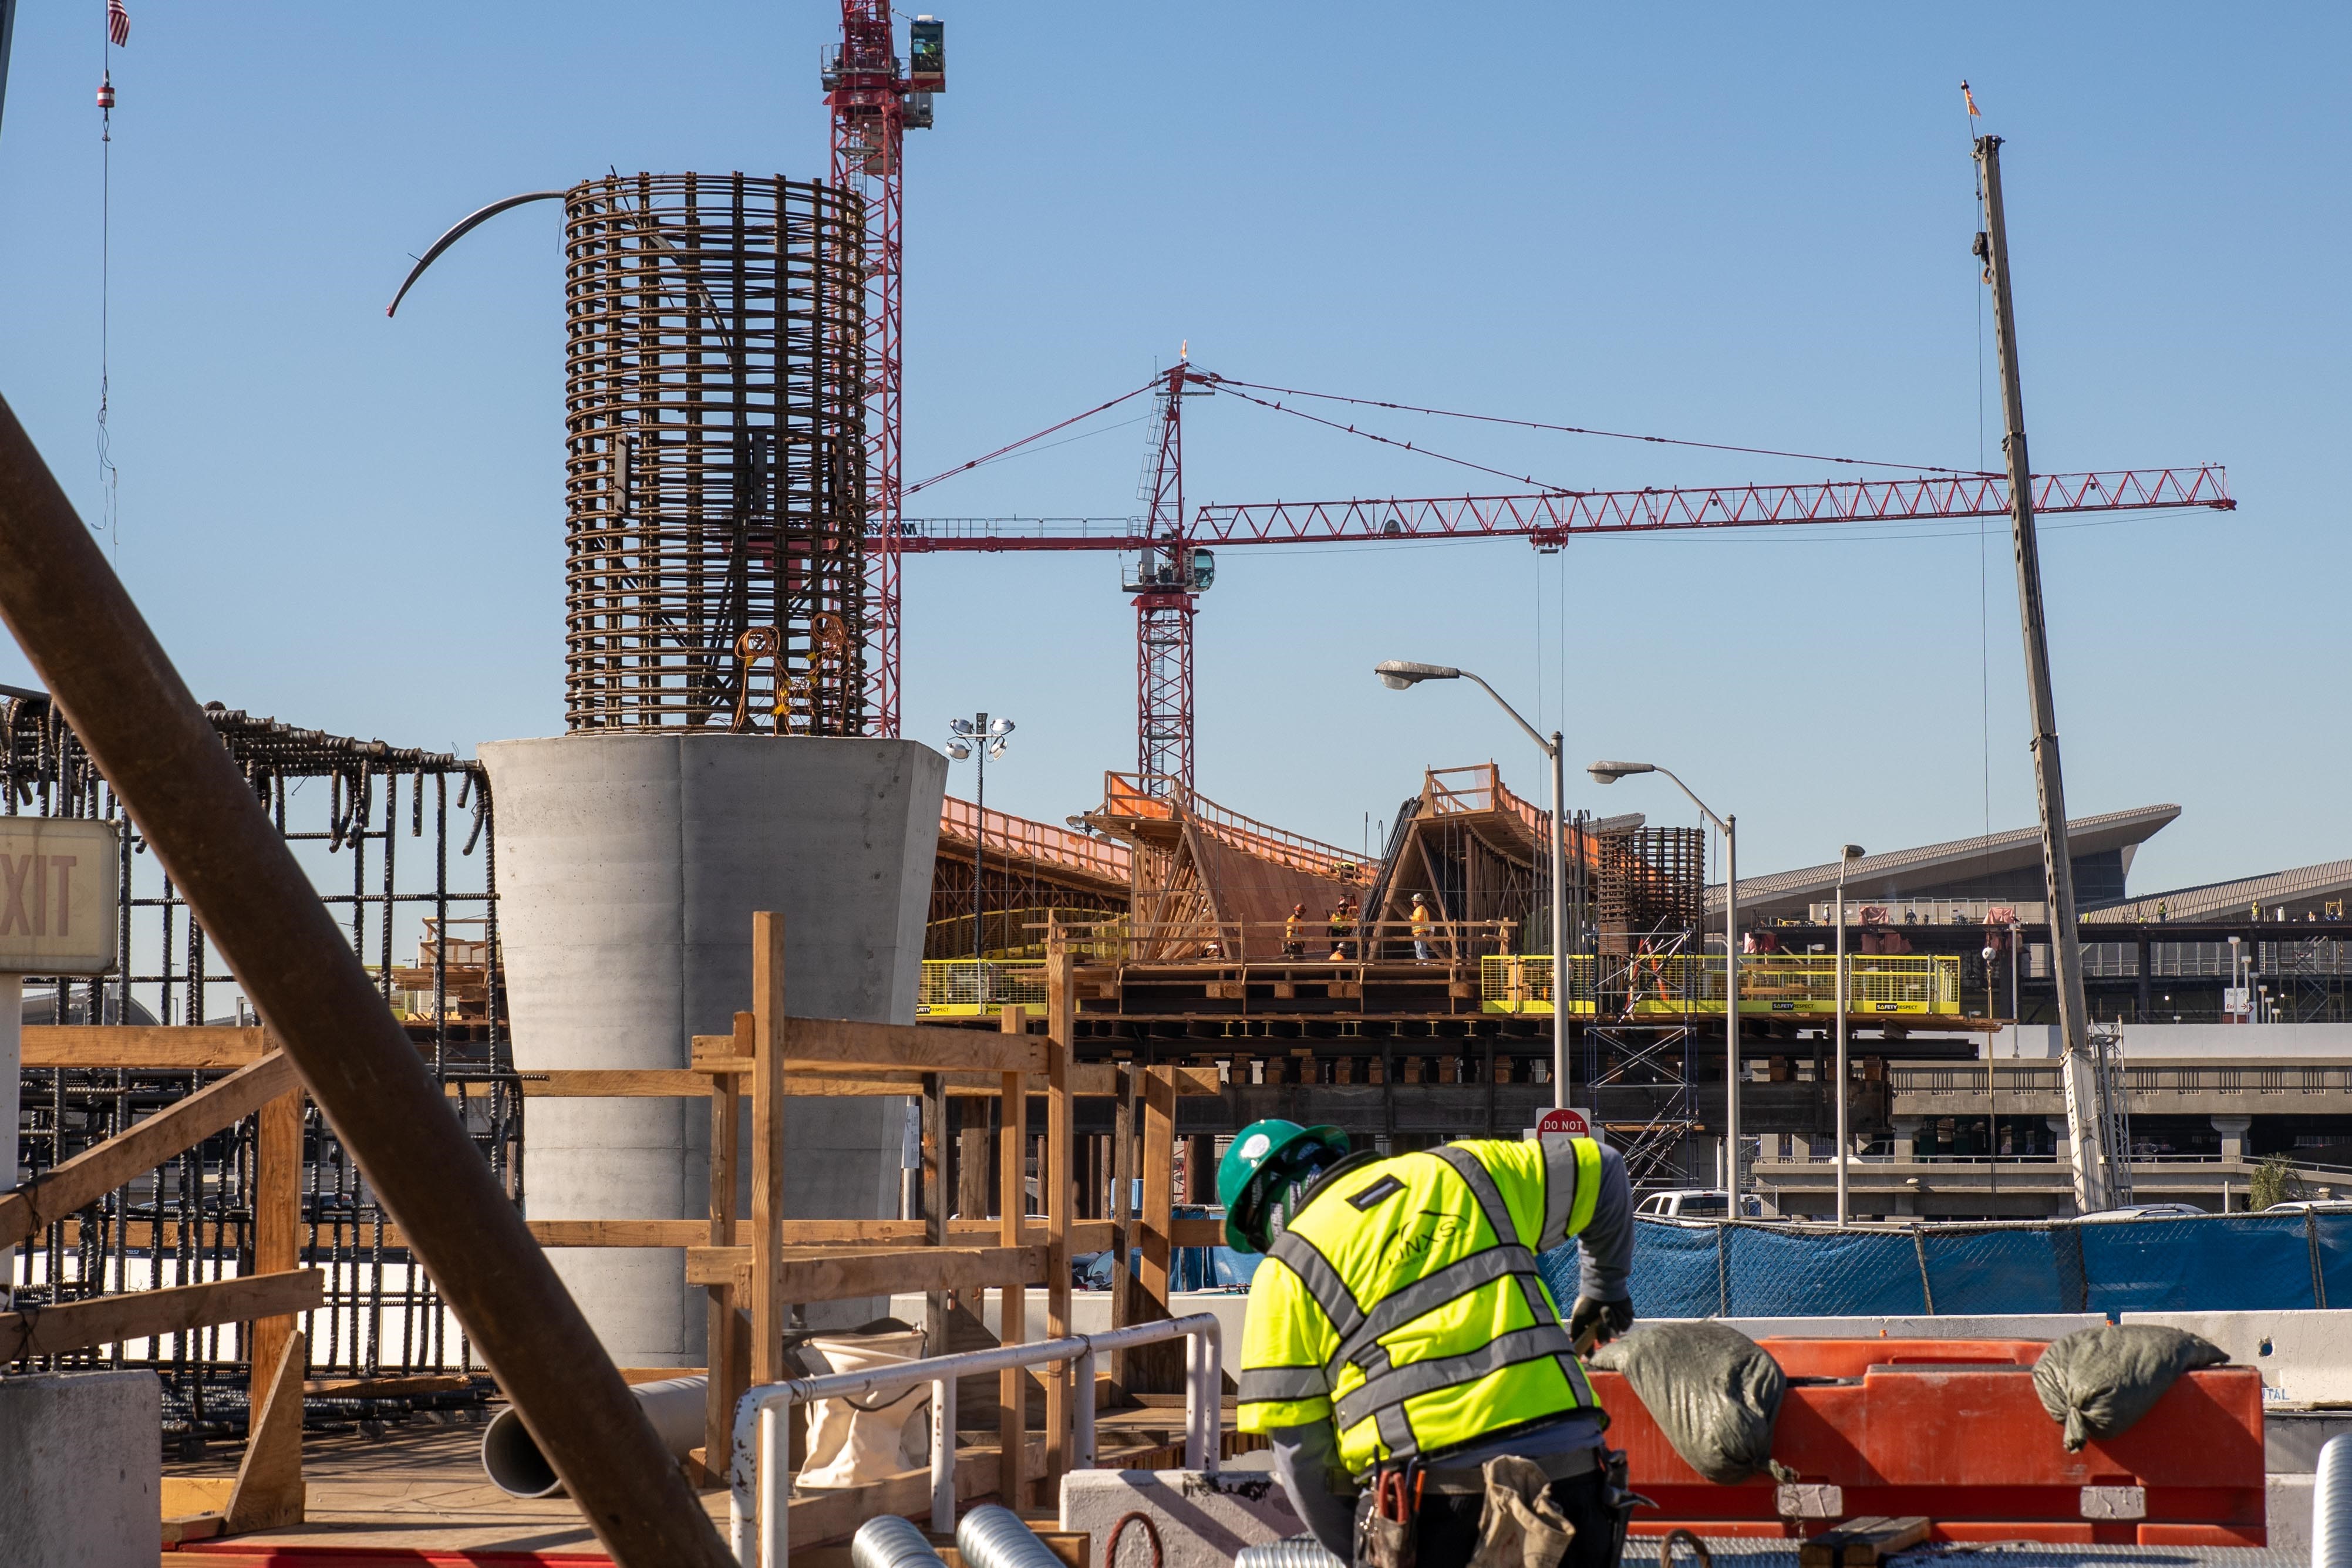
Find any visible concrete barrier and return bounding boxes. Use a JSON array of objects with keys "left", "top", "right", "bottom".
[
  {"left": 0, "top": 1370, "right": 159, "bottom": 1566},
  {"left": 2122, "top": 1310, "right": 2352, "bottom": 1403},
  {"left": 1060, "top": 1469, "right": 1300, "bottom": 1568}
]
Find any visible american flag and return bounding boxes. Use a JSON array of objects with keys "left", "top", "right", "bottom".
[{"left": 107, "top": 0, "right": 130, "bottom": 48}]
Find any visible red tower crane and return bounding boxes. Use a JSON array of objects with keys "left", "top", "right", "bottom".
[
  {"left": 826, "top": 5, "right": 944, "bottom": 739},
  {"left": 900, "top": 371, "right": 2234, "bottom": 793}
]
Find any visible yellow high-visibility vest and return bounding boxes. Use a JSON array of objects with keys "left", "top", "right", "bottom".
[{"left": 1236, "top": 1137, "right": 1606, "bottom": 1474}]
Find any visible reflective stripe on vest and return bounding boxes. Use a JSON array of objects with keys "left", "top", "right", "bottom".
[{"left": 1257, "top": 1139, "right": 1606, "bottom": 1469}]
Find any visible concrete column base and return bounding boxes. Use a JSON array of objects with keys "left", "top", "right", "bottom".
[
  {"left": 0, "top": 1370, "right": 160, "bottom": 1566},
  {"left": 482, "top": 733, "right": 946, "bottom": 1365}
]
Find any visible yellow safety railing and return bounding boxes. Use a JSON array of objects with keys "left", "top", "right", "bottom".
[
  {"left": 917, "top": 959, "right": 1049, "bottom": 1018},
  {"left": 1482, "top": 953, "right": 1961, "bottom": 1016}
]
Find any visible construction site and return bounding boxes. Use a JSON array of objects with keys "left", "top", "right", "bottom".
[{"left": 0, "top": 6, "right": 2347, "bottom": 1568}]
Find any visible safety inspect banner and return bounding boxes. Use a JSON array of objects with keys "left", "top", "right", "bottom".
[{"left": 0, "top": 818, "right": 120, "bottom": 974}]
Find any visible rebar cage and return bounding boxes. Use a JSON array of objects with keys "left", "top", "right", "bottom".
[
  {"left": 562, "top": 172, "right": 870, "bottom": 734},
  {"left": 4, "top": 696, "right": 513, "bottom": 1441}
]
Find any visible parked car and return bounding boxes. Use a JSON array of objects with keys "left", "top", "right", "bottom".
[
  {"left": 1634, "top": 1189, "right": 1779, "bottom": 1220},
  {"left": 2077, "top": 1202, "right": 2208, "bottom": 1221},
  {"left": 2260, "top": 1199, "right": 2352, "bottom": 1214}
]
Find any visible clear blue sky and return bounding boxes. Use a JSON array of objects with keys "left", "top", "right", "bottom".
[{"left": 0, "top": 3, "right": 2342, "bottom": 895}]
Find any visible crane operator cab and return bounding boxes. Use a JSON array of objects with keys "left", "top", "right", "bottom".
[{"left": 1124, "top": 545, "right": 1215, "bottom": 595}]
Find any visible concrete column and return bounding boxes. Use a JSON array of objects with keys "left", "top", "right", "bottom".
[
  {"left": 1891, "top": 1116, "right": 1922, "bottom": 1162},
  {"left": 481, "top": 734, "right": 946, "bottom": 1365},
  {"left": 2212, "top": 1114, "right": 2253, "bottom": 1164}
]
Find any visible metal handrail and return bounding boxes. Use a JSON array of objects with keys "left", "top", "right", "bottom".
[{"left": 729, "top": 1312, "right": 1223, "bottom": 1568}]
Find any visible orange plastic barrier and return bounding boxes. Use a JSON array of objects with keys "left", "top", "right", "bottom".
[{"left": 1592, "top": 1338, "right": 2266, "bottom": 1546}]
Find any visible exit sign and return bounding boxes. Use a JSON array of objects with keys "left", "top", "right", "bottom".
[{"left": 0, "top": 819, "right": 121, "bottom": 974}]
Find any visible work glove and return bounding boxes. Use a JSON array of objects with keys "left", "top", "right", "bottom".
[{"left": 1569, "top": 1296, "right": 1634, "bottom": 1350}]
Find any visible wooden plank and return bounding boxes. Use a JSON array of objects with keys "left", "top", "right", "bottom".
[
  {"left": 1139, "top": 1066, "right": 1175, "bottom": 1310},
  {"left": 247, "top": 1085, "right": 303, "bottom": 1424},
  {"left": 518, "top": 1070, "right": 714, "bottom": 1098},
  {"left": 753, "top": 915, "right": 788, "bottom": 1388},
  {"left": 301, "top": 1373, "right": 469, "bottom": 1397},
  {"left": 0, "top": 1270, "right": 322, "bottom": 1360},
  {"left": 525, "top": 1219, "right": 715, "bottom": 1248},
  {"left": 0, "top": 1051, "right": 299, "bottom": 1250},
  {"left": 705, "top": 1011, "right": 744, "bottom": 1482},
  {"left": 19, "top": 1023, "right": 266, "bottom": 1070},
  {"left": 1110, "top": 1060, "right": 1135, "bottom": 1384},
  {"left": 685, "top": 1050, "right": 1217, "bottom": 1099},
  {"left": 923, "top": 1071, "right": 948, "bottom": 1356},
  {"left": 1044, "top": 947, "right": 1075, "bottom": 1491},
  {"left": 227, "top": 1329, "right": 306, "bottom": 1533},
  {"left": 686, "top": 1245, "right": 1045, "bottom": 1303},
  {"left": 780, "top": 1016, "right": 1046, "bottom": 1075},
  {"left": 1169, "top": 1218, "right": 1223, "bottom": 1248},
  {"left": 998, "top": 1006, "right": 1028, "bottom": 1508},
  {"left": 1797, "top": 1516, "right": 1931, "bottom": 1568}
]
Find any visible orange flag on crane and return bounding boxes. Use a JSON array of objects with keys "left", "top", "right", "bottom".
[{"left": 1962, "top": 80, "right": 1981, "bottom": 119}]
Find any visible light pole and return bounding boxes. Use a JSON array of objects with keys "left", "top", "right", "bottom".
[
  {"left": 2228, "top": 933, "right": 2244, "bottom": 1022},
  {"left": 1588, "top": 760, "right": 1742, "bottom": 1208},
  {"left": 1375, "top": 660, "right": 1569, "bottom": 1108},
  {"left": 1834, "top": 844, "right": 1865, "bottom": 1225},
  {"left": 946, "top": 712, "right": 1015, "bottom": 1003}
]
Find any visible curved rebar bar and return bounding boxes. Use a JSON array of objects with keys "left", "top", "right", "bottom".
[{"left": 384, "top": 188, "right": 571, "bottom": 317}]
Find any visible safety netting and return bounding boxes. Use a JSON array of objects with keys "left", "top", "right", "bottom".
[{"left": 1535, "top": 1209, "right": 2352, "bottom": 1318}]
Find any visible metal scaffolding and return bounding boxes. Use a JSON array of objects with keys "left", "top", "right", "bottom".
[{"left": 4, "top": 695, "right": 513, "bottom": 1441}]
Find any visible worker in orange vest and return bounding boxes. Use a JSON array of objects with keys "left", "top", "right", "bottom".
[{"left": 1411, "top": 893, "right": 1436, "bottom": 962}]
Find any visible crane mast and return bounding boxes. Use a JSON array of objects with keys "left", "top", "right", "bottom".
[
  {"left": 827, "top": 5, "right": 942, "bottom": 737},
  {"left": 1127, "top": 363, "right": 1214, "bottom": 795}
]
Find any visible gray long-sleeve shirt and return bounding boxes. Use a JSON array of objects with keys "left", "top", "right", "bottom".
[{"left": 1267, "top": 1142, "right": 1635, "bottom": 1556}]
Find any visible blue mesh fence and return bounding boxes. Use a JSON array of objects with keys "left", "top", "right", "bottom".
[{"left": 1538, "top": 1210, "right": 2352, "bottom": 1317}]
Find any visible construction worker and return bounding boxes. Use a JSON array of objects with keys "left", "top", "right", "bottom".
[
  {"left": 1287, "top": 903, "right": 1308, "bottom": 959},
  {"left": 1224, "top": 1119, "right": 1635, "bottom": 1568},
  {"left": 1410, "top": 893, "right": 1436, "bottom": 962}
]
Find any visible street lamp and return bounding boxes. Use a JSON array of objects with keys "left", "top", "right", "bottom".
[
  {"left": 1376, "top": 660, "right": 1569, "bottom": 1108},
  {"left": 946, "top": 712, "right": 1015, "bottom": 1003},
  {"left": 1589, "top": 759, "right": 1745, "bottom": 1209},
  {"left": 1834, "top": 844, "right": 1865, "bottom": 1226}
]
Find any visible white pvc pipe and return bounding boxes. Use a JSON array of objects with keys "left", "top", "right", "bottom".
[{"left": 730, "top": 1313, "right": 1222, "bottom": 1568}]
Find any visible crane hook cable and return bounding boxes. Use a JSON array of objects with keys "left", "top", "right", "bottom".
[
  {"left": 1203, "top": 373, "right": 1996, "bottom": 478},
  {"left": 904, "top": 375, "right": 1164, "bottom": 496}
]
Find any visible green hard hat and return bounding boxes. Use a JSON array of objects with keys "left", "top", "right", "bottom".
[{"left": 1218, "top": 1118, "right": 1350, "bottom": 1253}]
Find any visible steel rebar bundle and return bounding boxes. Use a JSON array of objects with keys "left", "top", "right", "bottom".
[{"left": 562, "top": 172, "right": 868, "bottom": 734}]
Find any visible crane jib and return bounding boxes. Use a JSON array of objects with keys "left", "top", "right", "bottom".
[{"left": 891, "top": 466, "right": 2231, "bottom": 551}]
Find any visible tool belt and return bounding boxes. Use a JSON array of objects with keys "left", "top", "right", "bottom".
[{"left": 1415, "top": 1445, "right": 1598, "bottom": 1495}]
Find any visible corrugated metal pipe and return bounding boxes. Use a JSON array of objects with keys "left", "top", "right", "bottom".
[
  {"left": 481, "top": 1375, "right": 706, "bottom": 1498},
  {"left": 1235, "top": 1537, "right": 1347, "bottom": 1568},
  {"left": 853, "top": 1515, "right": 949, "bottom": 1568},
  {"left": 956, "top": 1504, "right": 1065, "bottom": 1568},
  {"left": 2319, "top": 1433, "right": 2352, "bottom": 1568}
]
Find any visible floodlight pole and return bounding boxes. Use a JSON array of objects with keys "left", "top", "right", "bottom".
[
  {"left": 1835, "top": 859, "right": 1852, "bottom": 1225},
  {"left": 1374, "top": 662, "right": 1568, "bottom": 1107}
]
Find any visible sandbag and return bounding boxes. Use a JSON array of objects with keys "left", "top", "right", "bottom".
[
  {"left": 2031, "top": 1324, "right": 2226, "bottom": 1452},
  {"left": 1590, "top": 1321, "right": 1787, "bottom": 1485}
]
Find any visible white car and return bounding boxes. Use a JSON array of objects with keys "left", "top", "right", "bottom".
[
  {"left": 1635, "top": 1189, "right": 1778, "bottom": 1220},
  {"left": 2262, "top": 1200, "right": 2352, "bottom": 1214},
  {"left": 2077, "top": 1202, "right": 2208, "bottom": 1222}
]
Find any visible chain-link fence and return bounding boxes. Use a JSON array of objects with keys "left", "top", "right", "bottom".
[{"left": 1539, "top": 1210, "right": 2352, "bottom": 1319}]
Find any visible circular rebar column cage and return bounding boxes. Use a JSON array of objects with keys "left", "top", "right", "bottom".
[{"left": 562, "top": 173, "right": 868, "bottom": 734}]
